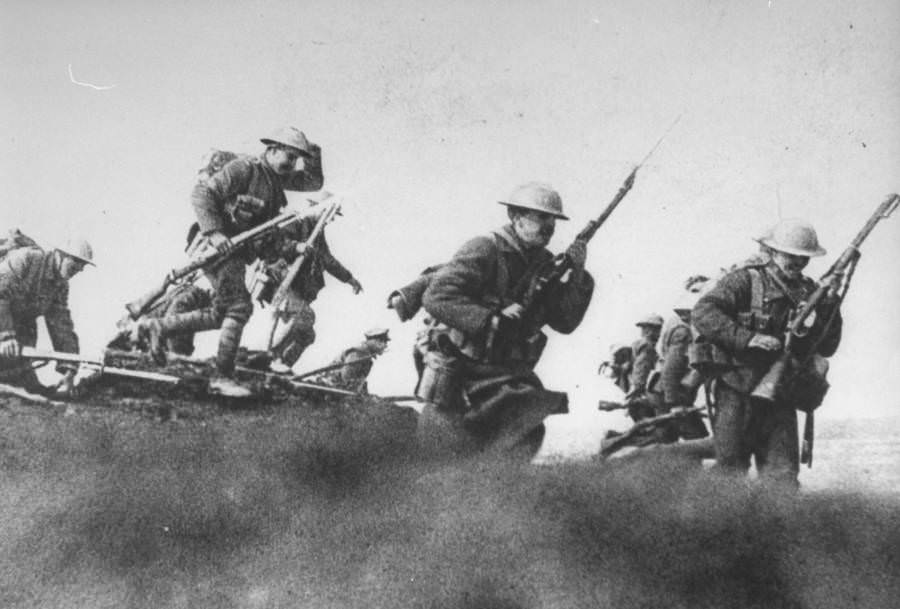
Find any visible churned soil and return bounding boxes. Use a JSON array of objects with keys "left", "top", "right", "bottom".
[{"left": 1, "top": 354, "right": 898, "bottom": 609}]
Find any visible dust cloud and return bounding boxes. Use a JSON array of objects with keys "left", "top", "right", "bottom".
[{"left": 1, "top": 401, "right": 897, "bottom": 609}]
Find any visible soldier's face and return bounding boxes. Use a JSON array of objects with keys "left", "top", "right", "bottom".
[
  {"left": 59, "top": 255, "right": 87, "bottom": 280},
  {"left": 772, "top": 251, "right": 809, "bottom": 280},
  {"left": 513, "top": 210, "right": 555, "bottom": 248},
  {"left": 267, "top": 146, "right": 303, "bottom": 175}
]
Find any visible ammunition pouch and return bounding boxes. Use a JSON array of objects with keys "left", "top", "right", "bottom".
[
  {"left": 416, "top": 351, "right": 465, "bottom": 412},
  {"left": 737, "top": 311, "right": 774, "bottom": 335},
  {"left": 784, "top": 355, "right": 830, "bottom": 413},
  {"left": 689, "top": 338, "right": 734, "bottom": 376},
  {"left": 228, "top": 194, "right": 266, "bottom": 229}
]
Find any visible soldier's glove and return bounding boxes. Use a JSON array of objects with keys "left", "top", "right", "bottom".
[
  {"left": 0, "top": 337, "right": 21, "bottom": 360},
  {"left": 348, "top": 277, "right": 363, "bottom": 294},
  {"left": 294, "top": 242, "right": 311, "bottom": 257},
  {"left": 747, "top": 333, "right": 782, "bottom": 351}
]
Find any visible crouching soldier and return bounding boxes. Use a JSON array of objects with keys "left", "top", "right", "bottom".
[
  {"left": 692, "top": 219, "right": 842, "bottom": 487},
  {"left": 622, "top": 314, "right": 663, "bottom": 422},
  {"left": 111, "top": 282, "right": 213, "bottom": 356},
  {"left": 0, "top": 237, "right": 95, "bottom": 396},
  {"left": 319, "top": 328, "right": 390, "bottom": 394},
  {"left": 647, "top": 277, "right": 711, "bottom": 443},
  {"left": 418, "top": 182, "right": 594, "bottom": 460}
]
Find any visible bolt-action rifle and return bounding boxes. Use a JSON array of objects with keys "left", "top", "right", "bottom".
[
  {"left": 20, "top": 347, "right": 183, "bottom": 384},
  {"left": 124, "top": 209, "right": 304, "bottom": 320},
  {"left": 751, "top": 193, "right": 899, "bottom": 466},
  {"left": 515, "top": 116, "right": 682, "bottom": 320}
]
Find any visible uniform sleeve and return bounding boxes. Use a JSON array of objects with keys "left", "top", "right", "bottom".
[
  {"left": 423, "top": 236, "right": 497, "bottom": 335},
  {"left": 337, "top": 348, "right": 373, "bottom": 385},
  {"left": 44, "top": 282, "right": 79, "bottom": 355},
  {"left": 543, "top": 270, "right": 594, "bottom": 334},
  {"left": 659, "top": 326, "right": 692, "bottom": 404},
  {"left": 316, "top": 234, "right": 354, "bottom": 284},
  {"left": 191, "top": 159, "right": 254, "bottom": 233},
  {"left": 0, "top": 249, "right": 38, "bottom": 341},
  {"left": 389, "top": 271, "right": 435, "bottom": 322},
  {"left": 691, "top": 269, "right": 756, "bottom": 354}
]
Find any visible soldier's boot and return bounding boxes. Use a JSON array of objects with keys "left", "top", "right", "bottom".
[
  {"left": 209, "top": 317, "right": 253, "bottom": 398},
  {"left": 269, "top": 319, "right": 315, "bottom": 373}
]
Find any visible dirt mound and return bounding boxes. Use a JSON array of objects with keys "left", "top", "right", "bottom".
[{"left": 1, "top": 365, "right": 898, "bottom": 608}]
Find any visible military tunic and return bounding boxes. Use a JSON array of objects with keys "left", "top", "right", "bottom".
[
  {"left": 420, "top": 223, "right": 594, "bottom": 458},
  {"left": 321, "top": 342, "right": 379, "bottom": 394},
  {"left": 692, "top": 262, "right": 842, "bottom": 484},
  {"left": 0, "top": 248, "right": 79, "bottom": 383},
  {"left": 262, "top": 216, "right": 356, "bottom": 366}
]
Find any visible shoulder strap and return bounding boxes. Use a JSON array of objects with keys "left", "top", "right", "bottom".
[
  {"left": 491, "top": 233, "right": 510, "bottom": 305},
  {"left": 747, "top": 268, "right": 765, "bottom": 316}
]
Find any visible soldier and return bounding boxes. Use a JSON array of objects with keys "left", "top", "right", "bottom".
[
  {"left": 624, "top": 313, "right": 664, "bottom": 422},
  {"left": 597, "top": 342, "right": 633, "bottom": 395},
  {"left": 387, "top": 264, "right": 442, "bottom": 385},
  {"left": 648, "top": 278, "right": 710, "bottom": 443},
  {"left": 418, "top": 182, "right": 594, "bottom": 460},
  {"left": 0, "top": 237, "right": 94, "bottom": 396},
  {"left": 262, "top": 191, "right": 363, "bottom": 374},
  {"left": 111, "top": 282, "right": 213, "bottom": 356},
  {"left": 692, "top": 219, "right": 842, "bottom": 487},
  {"left": 319, "top": 328, "right": 390, "bottom": 394},
  {"left": 140, "top": 126, "right": 323, "bottom": 397}
]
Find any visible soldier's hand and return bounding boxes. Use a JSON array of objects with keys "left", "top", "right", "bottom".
[
  {"left": 206, "top": 230, "right": 234, "bottom": 255},
  {"left": 822, "top": 271, "right": 844, "bottom": 299},
  {"left": 500, "top": 303, "right": 525, "bottom": 320},
  {"left": 748, "top": 333, "right": 782, "bottom": 351},
  {"left": 349, "top": 277, "right": 363, "bottom": 294},
  {"left": 566, "top": 239, "right": 588, "bottom": 270},
  {"left": 0, "top": 337, "right": 21, "bottom": 360},
  {"left": 295, "top": 242, "right": 311, "bottom": 257},
  {"left": 53, "top": 371, "right": 77, "bottom": 399}
]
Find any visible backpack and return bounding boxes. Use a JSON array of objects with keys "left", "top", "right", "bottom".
[{"left": 0, "top": 228, "right": 41, "bottom": 261}]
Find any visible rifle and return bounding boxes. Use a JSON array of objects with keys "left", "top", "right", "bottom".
[
  {"left": 125, "top": 209, "right": 304, "bottom": 319},
  {"left": 293, "top": 353, "right": 378, "bottom": 381},
  {"left": 751, "top": 193, "right": 899, "bottom": 466},
  {"left": 20, "top": 347, "right": 183, "bottom": 384},
  {"left": 268, "top": 198, "right": 342, "bottom": 311},
  {"left": 600, "top": 406, "right": 705, "bottom": 458},
  {"left": 516, "top": 116, "right": 682, "bottom": 315}
]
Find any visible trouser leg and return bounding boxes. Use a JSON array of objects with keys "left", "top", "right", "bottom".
[
  {"left": 270, "top": 293, "right": 315, "bottom": 366},
  {"left": 205, "top": 258, "right": 253, "bottom": 378},
  {"left": 754, "top": 402, "right": 800, "bottom": 488},
  {"left": 712, "top": 382, "right": 752, "bottom": 475}
]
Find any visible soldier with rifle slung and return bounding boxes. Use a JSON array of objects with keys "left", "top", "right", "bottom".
[
  {"left": 417, "top": 182, "right": 595, "bottom": 459},
  {"left": 691, "top": 218, "right": 844, "bottom": 487},
  {"left": 138, "top": 126, "right": 323, "bottom": 397}
]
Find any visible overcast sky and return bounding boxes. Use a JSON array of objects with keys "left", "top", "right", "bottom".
[{"left": 2, "top": 1, "right": 898, "bottom": 450}]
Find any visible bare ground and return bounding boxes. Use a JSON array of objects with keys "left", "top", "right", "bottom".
[{"left": 1, "top": 356, "right": 898, "bottom": 609}]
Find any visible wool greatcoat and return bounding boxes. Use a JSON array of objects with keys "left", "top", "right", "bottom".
[
  {"left": 692, "top": 261, "right": 842, "bottom": 484},
  {"left": 419, "top": 223, "right": 594, "bottom": 458}
]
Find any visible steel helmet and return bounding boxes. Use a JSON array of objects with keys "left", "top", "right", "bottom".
[
  {"left": 260, "top": 126, "right": 312, "bottom": 156},
  {"left": 757, "top": 218, "right": 826, "bottom": 257},
  {"left": 498, "top": 182, "right": 568, "bottom": 220},
  {"left": 635, "top": 313, "right": 664, "bottom": 328},
  {"left": 58, "top": 237, "right": 95, "bottom": 266}
]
